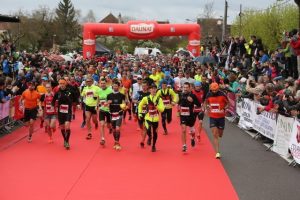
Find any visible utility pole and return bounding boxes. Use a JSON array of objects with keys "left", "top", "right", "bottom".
[
  {"left": 239, "top": 4, "right": 242, "bottom": 37},
  {"left": 295, "top": 0, "right": 300, "bottom": 29},
  {"left": 222, "top": 0, "right": 228, "bottom": 43}
]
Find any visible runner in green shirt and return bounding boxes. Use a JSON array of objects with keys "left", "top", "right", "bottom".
[
  {"left": 81, "top": 75, "right": 101, "bottom": 140},
  {"left": 98, "top": 78, "right": 113, "bottom": 145}
]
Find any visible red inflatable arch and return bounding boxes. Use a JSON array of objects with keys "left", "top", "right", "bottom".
[{"left": 83, "top": 21, "right": 201, "bottom": 58}]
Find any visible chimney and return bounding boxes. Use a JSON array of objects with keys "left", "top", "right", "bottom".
[{"left": 118, "top": 13, "right": 122, "bottom": 23}]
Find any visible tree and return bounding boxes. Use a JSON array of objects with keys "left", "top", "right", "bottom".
[
  {"left": 231, "top": 3, "right": 298, "bottom": 50},
  {"left": 82, "top": 9, "right": 96, "bottom": 23},
  {"left": 54, "top": 0, "right": 80, "bottom": 45},
  {"left": 200, "top": 1, "right": 215, "bottom": 19}
]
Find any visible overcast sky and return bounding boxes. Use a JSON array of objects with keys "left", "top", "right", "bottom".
[{"left": 0, "top": 0, "right": 295, "bottom": 24}]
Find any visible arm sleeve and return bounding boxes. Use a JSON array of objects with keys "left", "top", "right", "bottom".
[
  {"left": 138, "top": 97, "right": 146, "bottom": 114},
  {"left": 156, "top": 98, "right": 165, "bottom": 113}
]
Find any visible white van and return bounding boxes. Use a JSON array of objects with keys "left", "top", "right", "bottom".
[{"left": 134, "top": 47, "right": 162, "bottom": 56}]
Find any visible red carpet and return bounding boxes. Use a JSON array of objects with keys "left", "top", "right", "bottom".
[{"left": 0, "top": 111, "right": 238, "bottom": 200}]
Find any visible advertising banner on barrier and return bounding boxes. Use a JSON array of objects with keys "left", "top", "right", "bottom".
[
  {"left": 226, "top": 92, "right": 236, "bottom": 116},
  {"left": 273, "top": 115, "right": 295, "bottom": 157},
  {"left": 13, "top": 96, "right": 24, "bottom": 120},
  {"left": 253, "top": 105, "right": 277, "bottom": 140},
  {"left": 0, "top": 101, "right": 10, "bottom": 120},
  {"left": 236, "top": 100, "right": 242, "bottom": 117},
  {"left": 238, "top": 98, "right": 255, "bottom": 129},
  {"left": 289, "top": 120, "right": 300, "bottom": 164}
]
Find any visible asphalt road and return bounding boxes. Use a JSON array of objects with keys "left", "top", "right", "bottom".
[{"left": 203, "top": 118, "right": 300, "bottom": 200}]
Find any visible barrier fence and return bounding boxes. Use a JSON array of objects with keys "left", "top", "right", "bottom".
[
  {"left": 0, "top": 95, "right": 24, "bottom": 135},
  {"left": 226, "top": 92, "right": 300, "bottom": 166}
]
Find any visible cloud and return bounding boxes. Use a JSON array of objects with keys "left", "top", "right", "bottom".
[{"left": 0, "top": 0, "right": 285, "bottom": 24}]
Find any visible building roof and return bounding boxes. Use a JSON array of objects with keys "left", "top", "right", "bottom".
[
  {"left": 99, "top": 13, "right": 119, "bottom": 23},
  {"left": 0, "top": 14, "right": 20, "bottom": 23}
]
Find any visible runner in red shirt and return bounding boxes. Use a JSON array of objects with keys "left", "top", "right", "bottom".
[
  {"left": 204, "top": 83, "right": 228, "bottom": 159},
  {"left": 192, "top": 81, "right": 205, "bottom": 142}
]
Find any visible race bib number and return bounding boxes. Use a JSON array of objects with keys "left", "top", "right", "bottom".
[
  {"left": 141, "top": 106, "right": 147, "bottom": 114},
  {"left": 111, "top": 112, "right": 120, "bottom": 121},
  {"left": 100, "top": 100, "right": 106, "bottom": 107},
  {"left": 46, "top": 104, "right": 55, "bottom": 113},
  {"left": 210, "top": 103, "right": 221, "bottom": 113},
  {"left": 149, "top": 109, "right": 158, "bottom": 118},
  {"left": 86, "top": 91, "right": 94, "bottom": 98},
  {"left": 162, "top": 99, "right": 171, "bottom": 106},
  {"left": 194, "top": 106, "right": 202, "bottom": 112},
  {"left": 180, "top": 107, "right": 190, "bottom": 116},
  {"left": 59, "top": 104, "right": 69, "bottom": 114}
]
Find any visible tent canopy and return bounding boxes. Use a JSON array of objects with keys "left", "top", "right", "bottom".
[
  {"left": 95, "top": 42, "right": 111, "bottom": 54},
  {"left": 0, "top": 14, "right": 20, "bottom": 23}
]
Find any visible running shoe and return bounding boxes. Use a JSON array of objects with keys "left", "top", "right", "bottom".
[
  {"left": 100, "top": 139, "right": 105, "bottom": 146},
  {"left": 163, "top": 129, "right": 168, "bottom": 135},
  {"left": 81, "top": 121, "right": 86, "bottom": 128},
  {"left": 113, "top": 142, "right": 118, "bottom": 149},
  {"left": 140, "top": 142, "right": 145, "bottom": 148},
  {"left": 151, "top": 146, "right": 156, "bottom": 152},
  {"left": 86, "top": 133, "right": 92, "bottom": 140},
  {"left": 65, "top": 142, "right": 70, "bottom": 150},
  {"left": 147, "top": 138, "right": 151, "bottom": 146},
  {"left": 191, "top": 138, "right": 195, "bottom": 147},
  {"left": 182, "top": 144, "right": 187, "bottom": 152},
  {"left": 27, "top": 135, "right": 32, "bottom": 143},
  {"left": 215, "top": 152, "right": 221, "bottom": 159},
  {"left": 115, "top": 144, "right": 122, "bottom": 151}
]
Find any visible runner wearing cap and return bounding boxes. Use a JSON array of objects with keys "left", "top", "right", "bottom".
[
  {"left": 178, "top": 82, "right": 200, "bottom": 152},
  {"left": 107, "top": 81, "right": 126, "bottom": 150},
  {"left": 138, "top": 84, "right": 165, "bottom": 152},
  {"left": 192, "top": 81, "right": 205, "bottom": 142},
  {"left": 204, "top": 82, "right": 228, "bottom": 159},
  {"left": 156, "top": 80, "right": 177, "bottom": 135},
  {"left": 98, "top": 78, "right": 113, "bottom": 146},
  {"left": 52, "top": 78, "right": 75, "bottom": 150},
  {"left": 131, "top": 75, "right": 143, "bottom": 123},
  {"left": 81, "top": 75, "right": 100, "bottom": 140},
  {"left": 21, "top": 80, "right": 41, "bottom": 142}
]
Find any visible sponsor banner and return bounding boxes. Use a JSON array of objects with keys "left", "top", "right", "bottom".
[
  {"left": 273, "top": 115, "right": 295, "bottom": 157},
  {"left": 289, "top": 120, "right": 300, "bottom": 164},
  {"left": 14, "top": 96, "right": 24, "bottom": 120},
  {"left": 189, "top": 40, "right": 200, "bottom": 46},
  {"left": 238, "top": 98, "right": 255, "bottom": 129},
  {"left": 253, "top": 104, "right": 277, "bottom": 140},
  {"left": 0, "top": 101, "right": 10, "bottom": 120},
  {"left": 83, "top": 39, "right": 95, "bottom": 46},
  {"left": 226, "top": 92, "right": 236, "bottom": 116},
  {"left": 130, "top": 23, "right": 154, "bottom": 34},
  {"left": 236, "top": 100, "right": 242, "bottom": 117}
]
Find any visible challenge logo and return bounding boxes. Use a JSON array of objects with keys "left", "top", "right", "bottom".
[
  {"left": 189, "top": 40, "right": 200, "bottom": 46},
  {"left": 83, "top": 39, "right": 96, "bottom": 46},
  {"left": 130, "top": 23, "right": 154, "bottom": 34}
]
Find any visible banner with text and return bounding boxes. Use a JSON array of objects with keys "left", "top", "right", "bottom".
[
  {"left": 273, "top": 115, "right": 295, "bottom": 157},
  {"left": 238, "top": 98, "right": 255, "bottom": 130},
  {"left": 253, "top": 105, "right": 277, "bottom": 140},
  {"left": 0, "top": 101, "right": 10, "bottom": 120},
  {"left": 289, "top": 120, "right": 300, "bottom": 164}
]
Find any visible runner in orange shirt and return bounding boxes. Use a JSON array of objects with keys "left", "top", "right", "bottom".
[
  {"left": 204, "top": 83, "right": 228, "bottom": 159},
  {"left": 21, "top": 80, "right": 42, "bottom": 142}
]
